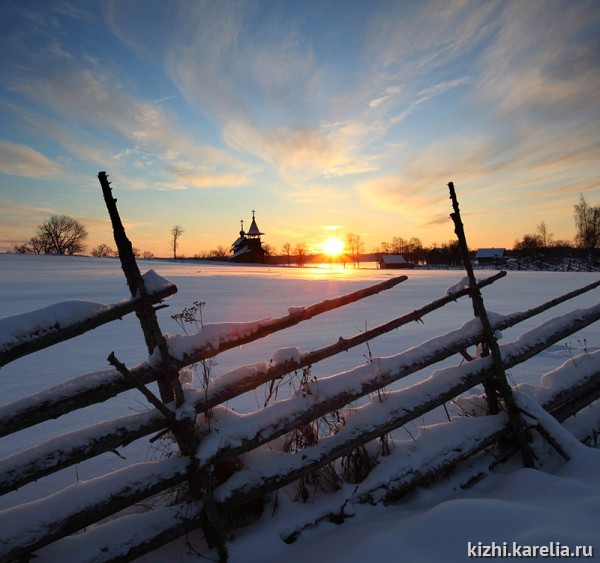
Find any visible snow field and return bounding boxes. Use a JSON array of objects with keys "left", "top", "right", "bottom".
[{"left": 0, "top": 254, "right": 599, "bottom": 561}]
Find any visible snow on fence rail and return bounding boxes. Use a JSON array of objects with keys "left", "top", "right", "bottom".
[
  {"left": 1, "top": 175, "right": 600, "bottom": 562},
  {"left": 0, "top": 269, "right": 177, "bottom": 368}
]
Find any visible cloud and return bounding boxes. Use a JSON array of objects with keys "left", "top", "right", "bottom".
[
  {"left": 248, "top": 35, "right": 322, "bottom": 113},
  {"left": 8, "top": 57, "right": 176, "bottom": 151},
  {"left": 52, "top": 1, "right": 97, "bottom": 24},
  {"left": 277, "top": 183, "right": 349, "bottom": 205},
  {"left": 390, "top": 77, "right": 470, "bottom": 124},
  {"left": 161, "top": 2, "right": 255, "bottom": 121},
  {"left": 106, "top": 0, "right": 326, "bottom": 126},
  {"left": 368, "top": 86, "right": 402, "bottom": 109},
  {"left": 103, "top": 2, "right": 484, "bottom": 195},
  {"left": 357, "top": 114, "right": 599, "bottom": 216},
  {"left": 159, "top": 3, "right": 385, "bottom": 184},
  {"left": 354, "top": 124, "right": 524, "bottom": 223},
  {"left": 356, "top": 1, "right": 600, "bottom": 221},
  {"left": 363, "top": 0, "right": 501, "bottom": 77},
  {"left": 0, "top": 199, "right": 59, "bottom": 249},
  {"left": 165, "top": 161, "right": 252, "bottom": 189},
  {"left": 5, "top": 37, "right": 257, "bottom": 190},
  {"left": 3, "top": 3, "right": 261, "bottom": 189},
  {"left": 223, "top": 117, "right": 381, "bottom": 188},
  {"left": 0, "top": 140, "right": 62, "bottom": 178},
  {"left": 0, "top": 198, "right": 54, "bottom": 218},
  {"left": 474, "top": 1, "right": 600, "bottom": 122},
  {"left": 355, "top": 174, "right": 442, "bottom": 218}
]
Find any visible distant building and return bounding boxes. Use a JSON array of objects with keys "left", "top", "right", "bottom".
[
  {"left": 231, "top": 211, "right": 267, "bottom": 263},
  {"left": 426, "top": 248, "right": 452, "bottom": 267},
  {"left": 475, "top": 248, "right": 506, "bottom": 266},
  {"left": 378, "top": 254, "right": 415, "bottom": 269}
]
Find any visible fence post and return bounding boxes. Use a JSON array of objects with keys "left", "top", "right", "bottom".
[
  {"left": 447, "top": 181, "right": 535, "bottom": 468},
  {"left": 98, "top": 172, "right": 229, "bottom": 559},
  {"left": 98, "top": 171, "right": 180, "bottom": 405}
]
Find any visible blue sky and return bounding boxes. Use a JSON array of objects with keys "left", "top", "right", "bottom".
[{"left": 1, "top": 0, "right": 599, "bottom": 257}]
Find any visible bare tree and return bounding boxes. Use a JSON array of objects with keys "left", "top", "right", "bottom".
[
  {"left": 282, "top": 242, "right": 292, "bottom": 266},
  {"left": 574, "top": 194, "right": 600, "bottom": 253},
  {"left": 293, "top": 243, "right": 308, "bottom": 267},
  {"left": 29, "top": 235, "right": 48, "bottom": 254},
  {"left": 11, "top": 243, "right": 32, "bottom": 254},
  {"left": 91, "top": 243, "right": 115, "bottom": 257},
  {"left": 513, "top": 233, "right": 542, "bottom": 254},
  {"left": 262, "top": 243, "right": 274, "bottom": 257},
  {"left": 378, "top": 241, "right": 392, "bottom": 254},
  {"left": 170, "top": 225, "right": 184, "bottom": 260},
  {"left": 33, "top": 215, "right": 89, "bottom": 255},
  {"left": 345, "top": 232, "right": 364, "bottom": 268},
  {"left": 205, "top": 246, "right": 229, "bottom": 260},
  {"left": 536, "top": 221, "right": 553, "bottom": 248}
]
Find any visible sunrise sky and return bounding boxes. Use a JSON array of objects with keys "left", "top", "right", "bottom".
[{"left": 1, "top": 0, "right": 599, "bottom": 257}]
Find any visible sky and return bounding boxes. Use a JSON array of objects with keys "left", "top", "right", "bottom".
[{"left": 0, "top": 0, "right": 599, "bottom": 258}]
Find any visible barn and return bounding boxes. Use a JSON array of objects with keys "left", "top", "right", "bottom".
[
  {"left": 475, "top": 248, "right": 506, "bottom": 266},
  {"left": 378, "top": 254, "right": 415, "bottom": 269}
]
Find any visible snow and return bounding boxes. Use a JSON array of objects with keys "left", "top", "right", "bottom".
[
  {"left": 164, "top": 318, "right": 276, "bottom": 360},
  {"left": 0, "top": 255, "right": 599, "bottom": 561},
  {"left": 242, "top": 444, "right": 600, "bottom": 563},
  {"left": 0, "top": 267, "right": 175, "bottom": 364},
  {"left": 271, "top": 346, "right": 302, "bottom": 365},
  {"left": 288, "top": 305, "right": 306, "bottom": 314},
  {"left": 139, "top": 269, "right": 173, "bottom": 292},
  {"left": 380, "top": 254, "right": 407, "bottom": 265},
  {"left": 0, "top": 300, "right": 110, "bottom": 352},
  {"left": 0, "top": 457, "right": 188, "bottom": 557},
  {"left": 446, "top": 276, "right": 470, "bottom": 296}
]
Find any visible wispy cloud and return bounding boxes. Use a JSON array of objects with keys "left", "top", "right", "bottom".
[
  {"left": 474, "top": 2, "right": 600, "bottom": 120},
  {"left": 364, "top": 0, "right": 501, "bottom": 71},
  {"left": 0, "top": 140, "right": 62, "bottom": 178},
  {"left": 0, "top": 198, "right": 54, "bottom": 218},
  {"left": 390, "top": 77, "right": 470, "bottom": 124},
  {"left": 277, "top": 182, "right": 349, "bottom": 205},
  {"left": 6, "top": 40, "right": 256, "bottom": 190},
  {"left": 354, "top": 1, "right": 599, "bottom": 220},
  {"left": 165, "top": 161, "right": 252, "bottom": 189},
  {"left": 368, "top": 86, "right": 402, "bottom": 109},
  {"left": 0, "top": 198, "right": 59, "bottom": 248},
  {"left": 223, "top": 118, "right": 379, "bottom": 187},
  {"left": 101, "top": 2, "right": 486, "bottom": 193}
]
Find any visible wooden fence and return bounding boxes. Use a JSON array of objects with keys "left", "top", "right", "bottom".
[{"left": 1, "top": 175, "right": 599, "bottom": 562}]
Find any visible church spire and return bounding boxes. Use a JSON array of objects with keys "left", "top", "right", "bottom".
[{"left": 247, "top": 210, "right": 264, "bottom": 237}]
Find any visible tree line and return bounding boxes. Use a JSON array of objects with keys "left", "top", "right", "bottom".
[
  {"left": 10, "top": 215, "right": 155, "bottom": 259},
  {"left": 9, "top": 195, "right": 600, "bottom": 263},
  {"left": 513, "top": 195, "right": 599, "bottom": 256},
  {"left": 277, "top": 195, "right": 599, "bottom": 267}
]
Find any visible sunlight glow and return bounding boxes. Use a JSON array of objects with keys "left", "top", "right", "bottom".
[{"left": 320, "top": 237, "right": 345, "bottom": 256}]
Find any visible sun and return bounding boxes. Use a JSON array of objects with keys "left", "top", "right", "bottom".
[{"left": 321, "top": 237, "right": 345, "bottom": 257}]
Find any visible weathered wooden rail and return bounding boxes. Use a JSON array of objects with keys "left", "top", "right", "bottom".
[{"left": 0, "top": 176, "right": 599, "bottom": 562}]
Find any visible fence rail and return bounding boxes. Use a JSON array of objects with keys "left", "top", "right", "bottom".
[{"left": 1, "top": 176, "right": 599, "bottom": 562}]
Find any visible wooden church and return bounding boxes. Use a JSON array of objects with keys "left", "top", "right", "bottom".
[{"left": 230, "top": 210, "right": 267, "bottom": 263}]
